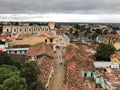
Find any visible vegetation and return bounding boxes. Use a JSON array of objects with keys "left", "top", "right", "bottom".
[
  {"left": 0, "top": 26, "right": 2, "bottom": 34},
  {"left": 74, "top": 24, "right": 86, "bottom": 32},
  {"left": 73, "top": 30, "right": 79, "bottom": 36},
  {"left": 0, "top": 52, "right": 46, "bottom": 90},
  {"left": 55, "top": 24, "right": 60, "bottom": 29},
  {"left": 20, "top": 61, "right": 46, "bottom": 90},
  {"left": 0, "top": 52, "right": 21, "bottom": 69},
  {"left": 91, "top": 33, "right": 98, "bottom": 40},
  {"left": 79, "top": 26, "right": 86, "bottom": 32},
  {"left": 74, "top": 24, "right": 79, "bottom": 29},
  {"left": 0, "top": 65, "right": 27, "bottom": 90},
  {"left": 95, "top": 43, "right": 115, "bottom": 61},
  {"left": 69, "top": 28, "right": 73, "bottom": 34},
  {"left": 0, "top": 40, "right": 5, "bottom": 44},
  {"left": 70, "top": 37, "right": 74, "bottom": 42},
  {"left": 20, "top": 61, "right": 45, "bottom": 90}
]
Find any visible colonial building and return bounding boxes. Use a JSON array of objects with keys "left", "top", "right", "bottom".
[
  {"left": 2, "top": 22, "right": 55, "bottom": 36},
  {"left": 3, "top": 22, "right": 70, "bottom": 52},
  {"left": 2, "top": 25, "right": 50, "bottom": 35},
  {"left": 27, "top": 42, "right": 54, "bottom": 61}
]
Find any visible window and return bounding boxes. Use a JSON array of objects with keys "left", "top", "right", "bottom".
[
  {"left": 29, "top": 29, "right": 31, "bottom": 32},
  {"left": 43, "top": 28, "right": 44, "bottom": 31},
  {"left": 7, "top": 29, "right": 9, "bottom": 32},
  {"left": 84, "top": 72, "right": 87, "bottom": 77},
  {"left": 20, "top": 29, "right": 21, "bottom": 32},
  {"left": 15, "top": 51, "right": 17, "bottom": 54},
  {"left": 50, "top": 39, "right": 53, "bottom": 43},
  {"left": 24, "top": 50, "right": 27, "bottom": 53},
  {"left": 46, "top": 28, "right": 49, "bottom": 31},
  {"left": 9, "top": 51, "right": 11, "bottom": 54},
  {"left": 45, "top": 39, "right": 47, "bottom": 43},
  {"left": 25, "top": 28, "right": 27, "bottom": 32},
  {"left": 14, "top": 29, "right": 16, "bottom": 32},
  {"left": 20, "top": 51, "right": 22, "bottom": 54}
]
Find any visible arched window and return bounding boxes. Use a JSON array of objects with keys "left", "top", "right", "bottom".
[
  {"left": 45, "top": 39, "right": 47, "bottom": 43},
  {"left": 25, "top": 28, "right": 26, "bottom": 32},
  {"left": 14, "top": 29, "right": 16, "bottom": 32},
  {"left": 20, "top": 29, "right": 21, "bottom": 32},
  {"left": 7, "top": 29, "right": 9, "bottom": 32},
  {"left": 29, "top": 28, "right": 31, "bottom": 32}
]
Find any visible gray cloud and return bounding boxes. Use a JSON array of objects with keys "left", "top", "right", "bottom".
[{"left": 0, "top": 0, "right": 120, "bottom": 14}]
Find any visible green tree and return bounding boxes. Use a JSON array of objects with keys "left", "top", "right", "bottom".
[
  {"left": 91, "top": 33, "right": 98, "bottom": 40},
  {"left": 95, "top": 29, "right": 102, "bottom": 34},
  {"left": 110, "top": 30, "right": 117, "bottom": 34},
  {"left": 0, "top": 26, "right": 2, "bottom": 34},
  {"left": 70, "top": 37, "right": 74, "bottom": 42},
  {"left": 20, "top": 61, "right": 40, "bottom": 84},
  {"left": 0, "top": 40, "right": 5, "bottom": 44},
  {"left": 28, "top": 82, "right": 46, "bottom": 90},
  {"left": 75, "top": 24, "right": 80, "bottom": 29},
  {"left": 103, "top": 30, "right": 108, "bottom": 35},
  {"left": 80, "top": 26, "right": 86, "bottom": 32},
  {"left": 73, "top": 30, "right": 79, "bottom": 36},
  {"left": 95, "top": 43, "right": 115, "bottom": 61},
  {"left": 0, "top": 52, "right": 21, "bottom": 69},
  {"left": 0, "top": 65, "right": 27, "bottom": 90},
  {"left": 69, "top": 28, "right": 73, "bottom": 34},
  {"left": 20, "top": 61, "right": 45, "bottom": 90}
]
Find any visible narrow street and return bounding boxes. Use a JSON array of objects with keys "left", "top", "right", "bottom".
[{"left": 47, "top": 46, "right": 66, "bottom": 90}]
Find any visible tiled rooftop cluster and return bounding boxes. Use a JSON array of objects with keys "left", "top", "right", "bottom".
[
  {"left": 28, "top": 42, "right": 53, "bottom": 57},
  {"left": 37, "top": 56, "right": 54, "bottom": 85},
  {"left": 101, "top": 34, "right": 120, "bottom": 40},
  {"left": 9, "top": 54, "right": 29, "bottom": 63},
  {"left": 62, "top": 44, "right": 95, "bottom": 90}
]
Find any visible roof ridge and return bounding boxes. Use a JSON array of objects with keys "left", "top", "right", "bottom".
[{"left": 43, "top": 42, "right": 45, "bottom": 54}]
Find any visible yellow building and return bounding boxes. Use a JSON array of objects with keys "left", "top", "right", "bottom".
[
  {"left": 6, "top": 22, "right": 70, "bottom": 52},
  {"left": 114, "top": 42, "right": 120, "bottom": 50},
  {"left": 111, "top": 53, "right": 120, "bottom": 62}
]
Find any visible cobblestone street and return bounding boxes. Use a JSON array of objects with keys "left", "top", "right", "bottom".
[{"left": 48, "top": 47, "right": 66, "bottom": 90}]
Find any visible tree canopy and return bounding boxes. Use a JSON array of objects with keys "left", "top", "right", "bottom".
[
  {"left": 20, "top": 61, "right": 45, "bottom": 90},
  {"left": 0, "top": 52, "right": 46, "bottom": 90},
  {"left": 20, "top": 61, "right": 40, "bottom": 84},
  {"left": 95, "top": 43, "right": 115, "bottom": 61},
  {"left": 0, "top": 65, "right": 27, "bottom": 90},
  {"left": 0, "top": 52, "right": 21, "bottom": 69}
]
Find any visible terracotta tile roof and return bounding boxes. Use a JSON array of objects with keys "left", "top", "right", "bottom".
[
  {"left": 38, "top": 34, "right": 48, "bottom": 37},
  {"left": 9, "top": 45, "right": 30, "bottom": 48},
  {"left": 9, "top": 54, "right": 29, "bottom": 63},
  {"left": 37, "top": 56, "right": 54, "bottom": 84},
  {"left": 37, "top": 32, "right": 56, "bottom": 38},
  {"left": 18, "top": 34, "right": 31, "bottom": 38},
  {"left": 101, "top": 34, "right": 120, "bottom": 39},
  {"left": 37, "top": 32, "right": 49, "bottom": 37},
  {"left": 0, "top": 48, "right": 5, "bottom": 51},
  {"left": 27, "top": 42, "right": 54, "bottom": 57},
  {"left": 65, "top": 44, "right": 90, "bottom": 61},
  {"left": 62, "top": 44, "right": 95, "bottom": 90},
  {"left": 105, "top": 75, "right": 120, "bottom": 83},
  {"left": 0, "top": 35, "right": 7, "bottom": 40}
]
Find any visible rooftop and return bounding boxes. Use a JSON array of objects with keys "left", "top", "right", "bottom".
[
  {"left": 27, "top": 42, "right": 54, "bottom": 57},
  {"left": 37, "top": 56, "right": 54, "bottom": 85}
]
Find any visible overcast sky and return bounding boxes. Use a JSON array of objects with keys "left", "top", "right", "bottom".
[{"left": 0, "top": 0, "right": 120, "bottom": 22}]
